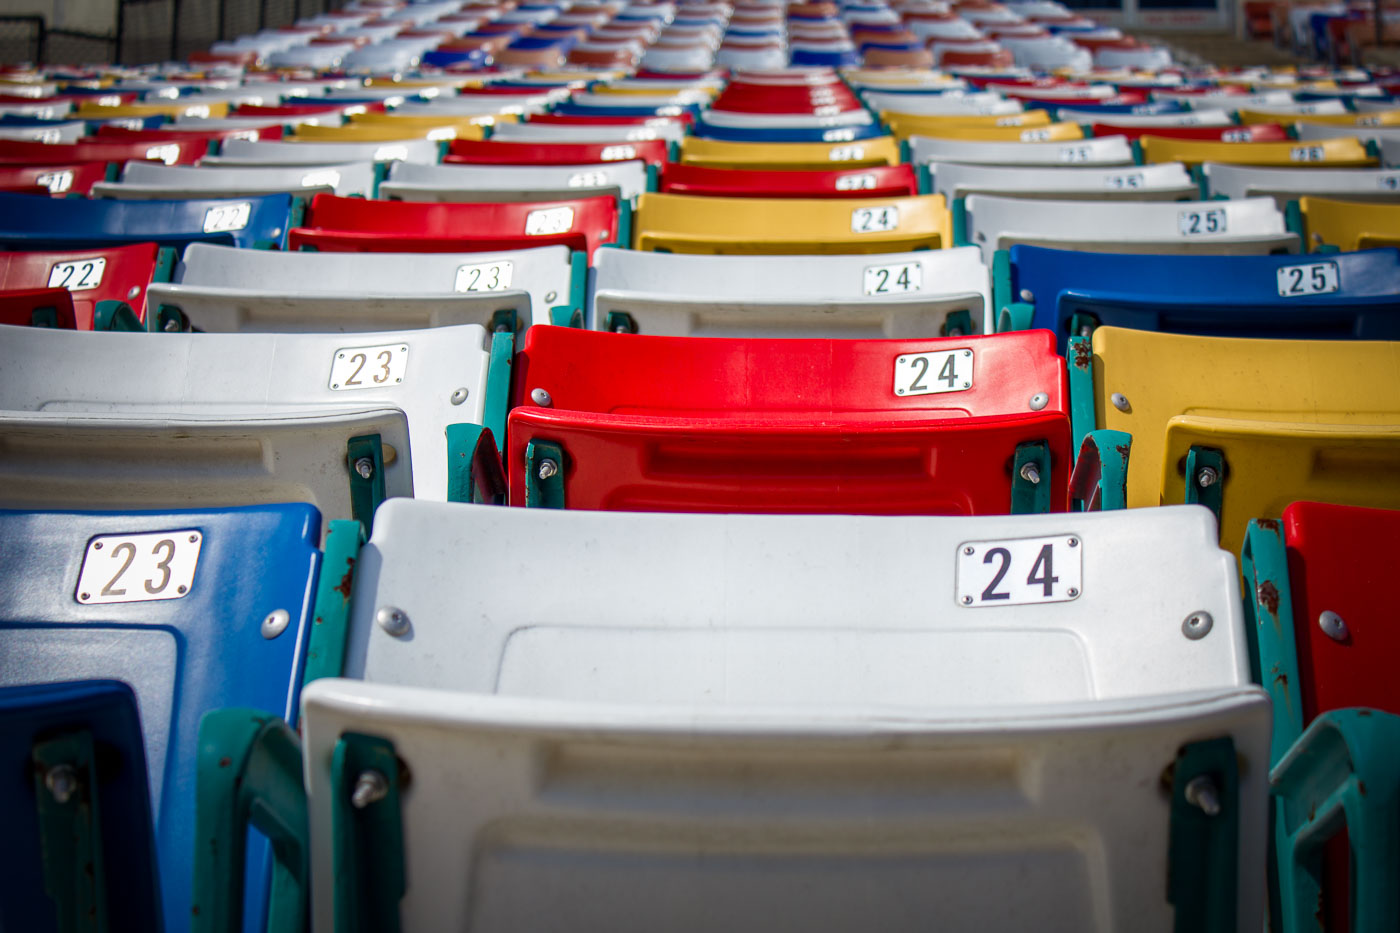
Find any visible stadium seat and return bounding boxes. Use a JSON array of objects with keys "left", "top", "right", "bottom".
[
  {"left": 0, "top": 323, "right": 499, "bottom": 530},
  {"left": 674, "top": 135, "right": 902, "bottom": 169},
  {"left": 931, "top": 161, "right": 1194, "bottom": 201},
  {"left": 201, "top": 136, "right": 440, "bottom": 166},
  {"left": 0, "top": 161, "right": 116, "bottom": 196},
  {"left": 0, "top": 504, "right": 327, "bottom": 929},
  {"left": 0, "top": 136, "right": 209, "bottom": 167},
  {"left": 878, "top": 110, "right": 1054, "bottom": 138},
  {"left": 0, "top": 286, "right": 79, "bottom": 329},
  {"left": 490, "top": 119, "right": 686, "bottom": 143},
  {"left": 1055, "top": 107, "right": 1234, "bottom": 127},
  {"left": 657, "top": 162, "right": 919, "bottom": 198},
  {"left": 1067, "top": 326, "right": 1400, "bottom": 555},
  {"left": 959, "top": 195, "right": 1298, "bottom": 262},
  {"left": 0, "top": 241, "right": 168, "bottom": 329},
  {"left": 1293, "top": 196, "right": 1400, "bottom": 251},
  {"left": 1138, "top": 135, "right": 1377, "bottom": 168},
  {"left": 900, "top": 121, "right": 1086, "bottom": 143},
  {"left": 1089, "top": 122, "right": 1290, "bottom": 143},
  {"left": 289, "top": 119, "right": 490, "bottom": 143},
  {"left": 1240, "top": 501, "right": 1400, "bottom": 933},
  {"left": 910, "top": 134, "right": 1134, "bottom": 166},
  {"left": 214, "top": 496, "right": 1267, "bottom": 931},
  {"left": 90, "top": 160, "right": 377, "bottom": 199},
  {"left": 633, "top": 191, "right": 950, "bottom": 253},
  {"left": 444, "top": 136, "right": 670, "bottom": 167},
  {"left": 996, "top": 245, "right": 1400, "bottom": 343},
  {"left": 0, "top": 680, "right": 160, "bottom": 932},
  {"left": 379, "top": 159, "right": 648, "bottom": 203},
  {"left": 146, "top": 241, "right": 581, "bottom": 332},
  {"left": 862, "top": 90, "right": 1025, "bottom": 117},
  {"left": 589, "top": 245, "right": 989, "bottom": 336},
  {"left": 1202, "top": 162, "right": 1400, "bottom": 205},
  {"left": 0, "top": 190, "right": 293, "bottom": 251}
]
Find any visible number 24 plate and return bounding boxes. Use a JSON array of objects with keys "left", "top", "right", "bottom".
[{"left": 956, "top": 535, "right": 1082, "bottom": 607}]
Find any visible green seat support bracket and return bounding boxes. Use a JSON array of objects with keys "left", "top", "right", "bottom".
[
  {"left": 332, "top": 733, "right": 406, "bottom": 933},
  {"left": 547, "top": 249, "right": 589, "bottom": 328},
  {"left": 1009, "top": 440, "right": 1051, "bottom": 514},
  {"left": 1065, "top": 335, "right": 1097, "bottom": 458},
  {"left": 445, "top": 423, "right": 506, "bottom": 505},
  {"left": 92, "top": 300, "right": 143, "bottom": 332},
  {"left": 483, "top": 330, "right": 514, "bottom": 455},
  {"left": 525, "top": 438, "right": 566, "bottom": 509},
  {"left": 951, "top": 196, "right": 969, "bottom": 247},
  {"left": 604, "top": 310, "right": 638, "bottom": 333},
  {"left": 1183, "top": 445, "right": 1225, "bottom": 525},
  {"left": 346, "top": 434, "right": 386, "bottom": 536},
  {"left": 1239, "top": 519, "right": 1305, "bottom": 757},
  {"left": 152, "top": 245, "right": 177, "bottom": 284},
  {"left": 29, "top": 305, "right": 60, "bottom": 328},
  {"left": 1167, "top": 736, "right": 1241, "bottom": 933},
  {"left": 32, "top": 729, "right": 107, "bottom": 933},
  {"left": 151, "top": 303, "right": 191, "bottom": 332},
  {"left": 941, "top": 308, "right": 973, "bottom": 338},
  {"left": 489, "top": 307, "right": 519, "bottom": 335},
  {"left": 1067, "top": 311, "right": 1100, "bottom": 340},
  {"left": 1067, "top": 429, "right": 1130, "bottom": 511},
  {"left": 303, "top": 519, "right": 367, "bottom": 685}
]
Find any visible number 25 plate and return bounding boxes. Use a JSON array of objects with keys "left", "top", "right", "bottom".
[{"left": 956, "top": 535, "right": 1082, "bottom": 607}]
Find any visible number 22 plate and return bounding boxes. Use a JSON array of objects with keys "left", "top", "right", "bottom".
[{"left": 956, "top": 535, "right": 1082, "bottom": 607}]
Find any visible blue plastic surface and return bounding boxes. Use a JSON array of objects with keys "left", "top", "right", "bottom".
[
  {"left": 790, "top": 47, "right": 862, "bottom": 67},
  {"left": 1004, "top": 244, "right": 1400, "bottom": 348},
  {"left": 0, "top": 679, "right": 161, "bottom": 932},
  {"left": 690, "top": 120, "right": 886, "bottom": 142},
  {"left": 0, "top": 191, "right": 293, "bottom": 251},
  {"left": 0, "top": 504, "right": 323, "bottom": 933}
]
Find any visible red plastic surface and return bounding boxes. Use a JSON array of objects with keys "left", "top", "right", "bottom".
[
  {"left": 506, "top": 328, "right": 1072, "bottom": 514},
  {"left": 660, "top": 163, "right": 919, "bottom": 198},
  {"left": 0, "top": 241, "right": 160, "bottom": 329},
  {"left": 233, "top": 101, "right": 388, "bottom": 117},
  {"left": 94, "top": 123, "right": 286, "bottom": 143},
  {"left": 0, "top": 286, "right": 78, "bottom": 328},
  {"left": 527, "top": 112, "right": 694, "bottom": 127},
  {"left": 445, "top": 137, "right": 669, "bottom": 167},
  {"left": 0, "top": 162, "right": 111, "bottom": 196},
  {"left": 0, "top": 137, "right": 209, "bottom": 166},
  {"left": 289, "top": 192, "right": 619, "bottom": 258},
  {"left": 1089, "top": 122, "right": 1289, "bottom": 142}
]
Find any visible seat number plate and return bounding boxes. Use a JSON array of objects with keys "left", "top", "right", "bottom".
[
  {"left": 829, "top": 145, "right": 865, "bottom": 161},
  {"left": 1276, "top": 260, "right": 1339, "bottom": 297},
  {"left": 956, "top": 535, "right": 1082, "bottom": 607},
  {"left": 851, "top": 205, "right": 898, "bottom": 233},
  {"left": 568, "top": 171, "right": 609, "bottom": 188},
  {"left": 1103, "top": 172, "right": 1144, "bottom": 190},
  {"left": 329, "top": 343, "right": 409, "bottom": 390},
  {"left": 36, "top": 170, "right": 73, "bottom": 193},
  {"left": 864, "top": 261, "right": 922, "bottom": 295},
  {"left": 526, "top": 206, "right": 575, "bottom": 236},
  {"left": 1020, "top": 128, "right": 1052, "bottom": 142},
  {"left": 1290, "top": 145, "right": 1326, "bottom": 162},
  {"left": 894, "top": 348, "right": 972, "bottom": 396},
  {"left": 301, "top": 169, "right": 341, "bottom": 188},
  {"left": 203, "top": 202, "right": 251, "bottom": 234},
  {"left": 1057, "top": 145, "right": 1095, "bottom": 163},
  {"left": 1178, "top": 208, "right": 1227, "bottom": 236},
  {"left": 455, "top": 260, "right": 513, "bottom": 292},
  {"left": 76, "top": 530, "right": 202, "bottom": 605},
  {"left": 47, "top": 258, "right": 106, "bottom": 291},
  {"left": 836, "top": 172, "right": 877, "bottom": 191},
  {"left": 599, "top": 145, "right": 636, "bottom": 161}
]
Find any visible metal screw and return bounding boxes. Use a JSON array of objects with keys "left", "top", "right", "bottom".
[
  {"left": 1067, "top": 537, "right": 1078, "bottom": 547},
  {"left": 1029, "top": 392, "right": 1048, "bottom": 411},
  {"left": 450, "top": 387, "right": 469, "bottom": 406},
  {"left": 1019, "top": 462, "right": 1041, "bottom": 485},
  {"left": 537, "top": 458, "right": 559, "bottom": 481},
  {"left": 45, "top": 764, "right": 78, "bottom": 804},
  {"left": 1066, "top": 587, "right": 1079, "bottom": 598},
  {"left": 961, "top": 595, "right": 973, "bottom": 605},
  {"left": 961, "top": 381, "right": 970, "bottom": 388},
  {"left": 1078, "top": 323, "right": 1094, "bottom": 338},
  {"left": 544, "top": 290, "right": 557, "bottom": 303},
  {"left": 494, "top": 323, "right": 510, "bottom": 333},
  {"left": 376, "top": 606, "right": 409, "bottom": 637},
  {"left": 613, "top": 323, "right": 629, "bottom": 332},
  {"left": 898, "top": 356, "right": 907, "bottom": 364},
  {"left": 963, "top": 350, "right": 971, "bottom": 357},
  {"left": 530, "top": 387, "right": 553, "bottom": 407},
  {"left": 262, "top": 609, "right": 290, "bottom": 639},
  {"left": 1019, "top": 288, "right": 1033, "bottom": 302},
  {"left": 1182, "top": 610, "right": 1213, "bottom": 640},
  {"left": 963, "top": 546, "right": 974, "bottom": 555},
  {"left": 1319, "top": 610, "right": 1349, "bottom": 642},
  {"left": 1184, "top": 775, "right": 1221, "bottom": 816},
  {"left": 79, "top": 592, "right": 90, "bottom": 601},
  {"left": 163, "top": 318, "right": 181, "bottom": 332},
  {"left": 127, "top": 286, "right": 140, "bottom": 299},
  {"left": 1110, "top": 392, "right": 1130, "bottom": 412},
  {"left": 1196, "top": 466, "right": 1219, "bottom": 489},
  {"left": 354, "top": 457, "right": 374, "bottom": 480},
  {"left": 94, "top": 541, "right": 103, "bottom": 550},
  {"left": 351, "top": 770, "right": 389, "bottom": 809},
  {"left": 189, "top": 534, "right": 199, "bottom": 543}
]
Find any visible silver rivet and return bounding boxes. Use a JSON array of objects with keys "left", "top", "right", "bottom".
[
  {"left": 1319, "top": 610, "right": 1349, "bottom": 641},
  {"left": 188, "top": 534, "right": 199, "bottom": 543},
  {"left": 1078, "top": 323, "right": 1094, "bottom": 338},
  {"left": 1110, "top": 392, "right": 1130, "bottom": 412},
  {"left": 376, "top": 606, "right": 409, "bottom": 636},
  {"left": 963, "top": 546, "right": 974, "bottom": 555},
  {"left": 127, "top": 286, "right": 140, "bottom": 299},
  {"left": 961, "top": 595, "right": 973, "bottom": 605},
  {"left": 898, "top": 356, "right": 906, "bottom": 364},
  {"left": 1019, "top": 288, "right": 1034, "bottom": 302},
  {"left": 450, "top": 387, "right": 469, "bottom": 406},
  {"left": 354, "top": 457, "right": 374, "bottom": 480},
  {"left": 1029, "top": 392, "right": 1048, "bottom": 411},
  {"left": 962, "top": 350, "right": 971, "bottom": 357},
  {"left": 45, "top": 764, "right": 78, "bottom": 804},
  {"left": 537, "top": 458, "right": 559, "bottom": 480},
  {"left": 1196, "top": 466, "right": 1219, "bottom": 489},
  {"left": 351, "top": 770, "right": 389, "bottom": 809},
  {"left": 1067, "top": 537, "right": 1078, "bottom": 547},
  {"left": 94, "top": 542, "right": 103, "bottom": 549},
  {"left": 613, "top": 323, "right": 629, "bottom": 332},
  {"left": 1066, "top": 586, "right": 1079, "bottom": 598},
  {"left": 531, "top": 387, "right": 553, "bottom": 407},
  {"left": 544, "top": 290, "right": 557, "bottom": 303},
  {"left": 1184, "top": 775, "right": 1221, "bottom": 816},
  {"left": 1019, "top": 462, "right": 1041, "bottom": 485},
  {"left": 494, "top": 323, "right": 510, "bottom": 333},
  {"left": 1183, "top": 611, "right": 1213, "bottom": 640},
  {"left": 261, "top": 609, "right": 290, "bottom": 639},
  {"left": 163, "top": 318, "right": 181, "bottom": 332},
  {"left": 961, "top": 381, "right": 970, "bottom": 388},
  {"left": 79, "top": 592, "right": 90, "bottom": 601}
]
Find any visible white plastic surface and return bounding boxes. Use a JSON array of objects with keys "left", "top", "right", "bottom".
[
  {"left": 1203, "top": 161, "right": 1400, "bottom": 204},
  {"left": 202, "top": 136, "right": 440, "bottom": 166},
  {"left": 931, "top": 161, "right": 1195, "bottom": 201},
  {"left": 380, "top": 159, "right": 649, "bottom": 202},
  {"left": 91, "top": 159, "right": 376, "bottom": 199},
  {"left": 911, "top": 134, "right": 1134, "bottom": 166}
]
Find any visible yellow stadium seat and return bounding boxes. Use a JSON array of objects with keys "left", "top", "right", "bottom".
[
  {"left": 590, "top": 84, "right": 717, "bottom": 98},
  {"left": 351, "top": 110, "right": 516, "bottom": 130},
  {"left": 633, "top": 191, "right": 952, "bottom": 254},
  {"left": 889, "top": 120, "right": 1083, "bottom": 143},
  {"left": 1237, "top": 108, "right": 1400, "bottom": 127},
  {"left": 1070, "top": 326, "right": 1400, "bottom": 557},
  {"left": 1295, "top": 195, "right": 1400, "bottom": 250},
  {"left": 292, "top": 120, "right": 489, "bottom": 142},
  {"left": 1139, "top": 135, "right": 1376, "bottom": 167},
  {"left": 76, "top": 100, "right": 231, "bottom": 120},
  {"left": 676, "top": 136, "right": 901, "bottom": 169},
  {"left": 879, "top": 110, "right": 1053, "bottom": 133}
]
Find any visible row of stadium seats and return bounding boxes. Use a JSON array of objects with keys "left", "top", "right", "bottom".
[{"left": 1, "top": 2, "right": 1397, "bottom": 932}]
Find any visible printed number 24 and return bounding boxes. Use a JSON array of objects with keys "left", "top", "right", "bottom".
[{"left": 981, "top": 544, "right": 1058, "bottom": 600}]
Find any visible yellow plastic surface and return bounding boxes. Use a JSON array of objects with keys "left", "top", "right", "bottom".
[
  {"left": 292, "top": 121, "right": 488, "bottom": 142},
  {"left": 1238, "top": 108, "right": 1400, "bottom": 127},
  {"left": 1139, "top": 134, "right": 1376, "bottom": 167},
  {"left": 894, "top": 121, "right": 1083, "bottom": 143},
  {"left": 634, "top": 191, "right": 952, "bottom": 254},
  {"left": 590, "top": 84, "right": 716, "bottom": 98},
  {"left": 677, "top": 135, "right": 901, "bottom": 169},
  {"left": 352, "top": 110, "right": 516, "bottom": 129},
  {"left": 76, "top": 100, "right": 231, "bottom": 119},
  {"left": 1298, "top": 196, "right": 1400, "bottom": 250},
  {"left": 1089, "top": 326, "right": 1400, "bottom": 555},
  {"left": 879, "top": 110, "right": 1053, "bottom": 132}
]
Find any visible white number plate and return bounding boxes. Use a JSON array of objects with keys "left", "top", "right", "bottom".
[
  {"left": 76, "top": 530, "right": 202, "bottom": 605},
  {"left": 300, "top": 169, "right": 341, "bottom": 188},
  {"left": 851, "top": 205, "right": 898, "bottom": 233},
  {"left": 1290, "top": 145, "right": 1326, "bottom": 162},
  {"left": 863, "top": 261, "right": 922, "bottom": 295},
  {"left": 145, "top": 144, "right": 180, "bottom": 165},
  {"left": 36, "top": 170, "right": 73, "bottom": 193},
  {"left": 329, "top": 342, "right": 409, "bottom": 390},
  {"left": 203, "top": 202, "right": 251, "bottom": 234},
  {"left": 47, "top": 258, "right": 106, "bottom": 291},
  {"left": 956, "top": 535, "right": 1082, "bottom": 607},
  {"left": 1103, "top": 172, "right": 1144, "bottom": 190},
  {"left": 1220, "top": 129, "right": 1254, "bottom": 142},
  {"left": 1058, "top": 145, "right": 1095, "bottom": 163},
  {"left": 1276, "top": 260, "right": 1340, "bottom": 297},
  {"left": 567, "top": 170, "right": 609, "bottom": 188},
  {"left": 836, "top": 172, "right": 876, "bottom": 191},
  {"left": 828, "top": 145, "right": 865, "bottom": 161},
  {"left": 1020, "top": 128, "right": 1052, "bottom": 142},
  {"left": 526, "top": 206, "right": 575, "bottom": 236},
  {"left": 454, "top": 260, "right": 513, "bottom": 292},
  {"left": 373, "top": 145, "right": 409, "bottom": 161},
  {"left": 1178, "top": 208, "right": 1227, "bottom": 236},
  {"left": 822, "top": 127, "right": 857, "bottom": 142},
  {"left": 894, "top": 348, "right": 972, "bottom": 396},
  {"left": 599, "top": 145, "right": 636, "bottom": 161}
]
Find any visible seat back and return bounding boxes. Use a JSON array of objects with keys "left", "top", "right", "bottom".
[
  {"left": 92, "top": 159, "right": 377, "bottom": 199},
  {"left": 910, "top": 134, "right": 1134, "bottom": 166},
  {"left": 380, "top": 159, "right": 649, "bottom": 202},
  {"left": 0, "top": 285, "right": 78, "bottom": 328},
  {"left": 0, "top": 136, "right": 209, "bottom": 166},
  {"left": 676, "top": 134, "right": 901, "bottom": 168},
  {"left": 303, "top": 498, "right": 1268, "bottom": 933},
  {"left": 203, "top": 136, "right": 440, "bottom": 166},
  {"left": 932, "top": 161, "right": 1194, "bottom": 201},
  {"left": 0, "top": 161, "right": 114, "bottom": 196},
  {"left": 1139, "top": 135, "right": 1376, "bottom": 167},
  {"left": 1202, "top": 162, "right": 1400, "bottom": 205},
  {"left": 0, "top": 504, "right": 322, "bottom": 928},
  {"left": 659, "top": 162, "right": 919, "bottom": 198},
  {"left": 0, "top": 190, "right": 293, "bottom": 251},
  {"left": 445, "top": 136, "right": 670, "bottom": 167},
  {"left": 1298, "top": 195, "right": 1400, "bottom": 251}
]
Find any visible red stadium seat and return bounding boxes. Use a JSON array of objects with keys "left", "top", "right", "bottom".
[
  {"left": 0, "top": 286, "right": 77, "bottom": 328},
  {"left": 659, "top": 163, "right": 919, "bottom": 198},
  {"left": 0, "top": 241, "right": 164, "bottom": 329},
  {"left": 502, "top": 328, "right": 1074, "bottom": 514},
  {"left": 93, "top": 123, "right": 286, "bottom": 144},
  {"left": 0, "top": 162, "right": 112, "bottom": 196},
  {"left": 0, "top": 137, "right": 209, "bottom": 166},
  {"left": 1090, "top": 122, "right": 1290, "bottom": 142}
]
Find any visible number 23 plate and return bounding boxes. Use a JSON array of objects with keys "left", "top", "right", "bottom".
[
  {"left": 76, "top": 530, "right": 203, "bottom": 605},
  {"left": 956, "top": 535, "right": 1082, "bottom": 607}
]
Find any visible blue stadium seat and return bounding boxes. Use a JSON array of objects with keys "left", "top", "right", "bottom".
[
  {"left": 0, "top": 191, "right": 293, "bottom": 251},
  {"left": 689, "top": 119, "right": 889, "bottom": 142}
]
